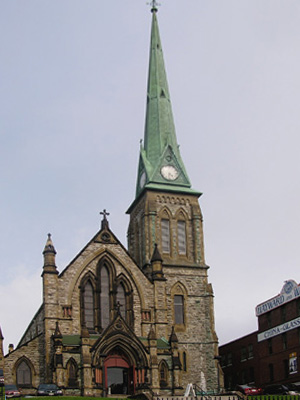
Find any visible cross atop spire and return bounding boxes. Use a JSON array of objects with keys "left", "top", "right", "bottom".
[{"left": 148, "top": 0, "right": 160, "bottom": 13}]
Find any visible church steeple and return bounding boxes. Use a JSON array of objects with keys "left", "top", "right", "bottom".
[
  {"left": 135, "top": 8, "right": 198, "bottom": 199},
  {"left": 128, "top": 8, "right": 205, "bottom": 269}
]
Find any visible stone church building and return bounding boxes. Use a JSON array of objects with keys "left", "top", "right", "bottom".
[{"left": 2, "top": 6, "right": 220, "bottom": 397}]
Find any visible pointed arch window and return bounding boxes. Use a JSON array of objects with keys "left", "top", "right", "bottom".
[
  {"left": 83, "top": 281, "right": 94, "bottom": 329},
  {"left": 161, "top": 219, "right": 170, "bottom": 253},
  {"left": 67, "top": 359, "right": 78, "bottom": 388},
  {"left": 171, "top": 283, "right": 187, "bottom": 330},
  {"left": 159, "top": 360, "right": 169, "bottom": 388},
  {"left": 16, "top": 360, "right": 32, "bottom": 387},
  {"left": 80, "top": 258, "right": 134, "bottom": 332},
  {"left": 100, "top": 266, "right": 110, "bottom": 329},
  {"left": 117, "top": 283, "right": 126, "bottom": 320},
  {"left": 177, "top": 220, "right": 187, "bottom": 255},
  {"left": 174, "top": 294, "right": 184, "bottom": 325}
]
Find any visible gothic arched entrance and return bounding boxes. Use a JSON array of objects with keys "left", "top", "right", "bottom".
[
  {"left": 105, "top": 351, "right": 134, "bottom": 395},
  {"left": 92, "top": 314, "right": 149, "bottom": 396}
]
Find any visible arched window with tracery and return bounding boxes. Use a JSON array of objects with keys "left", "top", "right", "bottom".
[
  {"left": 160, "top": 209, "right": 171, "bottom": 255},
  {"left": 116, "top": 283, "right": 126, "bottom": 320},
  {"left": 16, "top": 359, "right": 32, "bottom": 387},
  {"left": 177, "top": 220, "right": 187, "bottom": 255},
  {"left": 67, "top": 358, "right": 78, "bottom": 388},
  {"left": 161, "top": 219, "right": 170, "bottom": 253},
  {"left": 83, "top": 280, "right": 94, "bottom": 329},
  {"left": 159, "top": 360, "right": 169, "bottom": 388},
  {"left": 100, "top": 265, "right": 110, "bottom": 329},
  {"left": 115, "top": 274, "right": 134, "bottom": 327},
  {"left": 80, "top": 258, "right": 134, "bottom": 332},
  {"left": 171, "top": 282, "right": 187, "bottom": 330},
  {"left": 174, "top": 295, "right": 184, "bottom": 324},
  {"left": 176, "top": 210, "right": 188, "bottom": 256}
]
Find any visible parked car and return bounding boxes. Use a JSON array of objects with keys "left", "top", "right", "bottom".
[
  {"left": 236, "top": 384, "right": 263, "bottom": 395},
  {"left": 264, "top": 384, "right": 297, "bottom": 395},
  {"left": 5, "top": 384, "right": 21, "bottom": 398},
  {"left": 288, "top": 383, "right": 300, "bottom": 394},
  {"left": 37, "top": 384, "right": 63, "bottom": 396}
]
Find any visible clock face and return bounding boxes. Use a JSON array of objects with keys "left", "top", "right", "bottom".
[
  {"left": 139, "top": 171, "right": 146, "bottom": 188},
  {"left": 161, "top": 165, "right": 179, "bottom": 181}
]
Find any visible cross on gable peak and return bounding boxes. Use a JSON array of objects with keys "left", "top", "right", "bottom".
[
  {"left": 100, "top": 209, "right": 110, "bottom": 230},
  {"left": 100, "top": 209, "right": 110, "bottom": 220}
]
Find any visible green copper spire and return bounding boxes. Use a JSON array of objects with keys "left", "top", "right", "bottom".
[{"left": 135, "top": 8, "right": 199, "bottom": 199}]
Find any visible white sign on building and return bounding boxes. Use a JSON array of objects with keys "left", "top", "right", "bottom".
[
  {"left": 257, "top": 316, "right": 300, "bottom": 342},
  {"left": 256, "top": 280, "right": 300, "bottom": 316}
]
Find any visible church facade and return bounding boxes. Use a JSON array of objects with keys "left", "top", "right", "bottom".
[{"left": 2, "top": 6, "right": 220, "bottom": 397}]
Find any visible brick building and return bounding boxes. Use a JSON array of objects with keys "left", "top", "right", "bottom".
[
  {"left": 220, "top": 280, "right": 300, "bottom": 390},
  {"left": 1, "top": 6, "right": 220, "bottom": 397}
]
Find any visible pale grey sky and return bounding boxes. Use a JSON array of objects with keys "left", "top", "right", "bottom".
[{"left": 1, "top": 0, "right": 300, "bottom": 350}]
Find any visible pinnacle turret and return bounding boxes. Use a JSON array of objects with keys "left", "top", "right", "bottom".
[
  {"left": 150, "top": 243, "right": 165, "bottom": 281},
  {"left": 42, "top": 233, "right": 58, "bottom": 275}
]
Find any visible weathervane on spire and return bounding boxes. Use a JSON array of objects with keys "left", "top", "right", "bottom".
[{"left": 147, "top": 0, "right": 160, "bottom": 12}]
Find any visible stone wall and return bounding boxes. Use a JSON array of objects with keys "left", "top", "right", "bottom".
[
  {"left": 4, "top": 335, "right": 44, "bottom": 393},
  {"left": 18, "top": 306, "right": 44, "bottom": 347}
]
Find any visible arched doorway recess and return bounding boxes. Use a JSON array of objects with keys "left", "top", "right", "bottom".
[
  {"left": 92, "top": 314, "right": 149, "bottom": 396},
  {"left": 105, "top": 351, "right": 134, "bottom": 395}
]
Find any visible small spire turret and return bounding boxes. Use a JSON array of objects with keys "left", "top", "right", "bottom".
[
  {"left": 151, "top": 243, "right": 163, "bottom": 262},
  {"left": 151, "top": 244, "right": 165, "bottom": 280},
  {"left": 42, "top": 233, "right": 58, "bottom": 275},
  {"left": 53, "top": 321, "right": 62, "bottom": 339},
  {"left": 169, "top": 325, "right": 178, "bottom": 345},
  {"left": 148, "top": 324, "right": 156, "bottom": 341}
]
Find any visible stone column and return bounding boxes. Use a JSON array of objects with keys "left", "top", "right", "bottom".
[
  {"left": 148, "top": 326, "right": 159, "bottom": 394},
  {"left": 80, "top": 327, "right": 93, "bottom": 396}
]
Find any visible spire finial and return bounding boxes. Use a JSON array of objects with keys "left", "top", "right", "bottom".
[
  {"left": 148, "top": 0, "right": 160, "bottom": 12},
  {"left": 43, "top": 233, "right": 56, "bottom": 254}
]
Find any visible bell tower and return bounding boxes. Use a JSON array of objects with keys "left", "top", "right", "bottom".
[{"left": 127, "top": 6, "right": 206, "bottom": 271}]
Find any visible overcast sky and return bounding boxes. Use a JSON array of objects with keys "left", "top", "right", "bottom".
[{"left": 1, "top": 0, "right": 300, "bottom": 352}]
